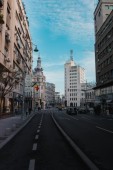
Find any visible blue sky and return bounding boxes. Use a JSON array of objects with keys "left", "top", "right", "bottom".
[{"left": 22, "top": 0, "right": 98, "bottom": 94}]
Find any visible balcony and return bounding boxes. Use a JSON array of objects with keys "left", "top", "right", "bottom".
[{"left": 0, "top": 0, "right": 3, "bottom": 7}]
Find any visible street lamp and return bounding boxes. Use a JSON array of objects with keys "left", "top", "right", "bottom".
[
  {"left": 26, "top": 41, "right": 39, "bottom": 52},
  {"left": 33, "top": 45, "right": 39, "bottom": 52}
]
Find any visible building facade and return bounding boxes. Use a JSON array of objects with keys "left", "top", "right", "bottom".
[
  {"left": 0, "top": 0, "right": 33, "bottom": 114},
  {"left": 80, "top": 82, "right": 95, "bottom": 108},
  {"left": 45, "top": 82, "right": 55, "bottom": 107},
  {"left": 94, "top": 0, "right": 113, "bottom": 114},
  {"left": 55, "top": 92, "right": 61, "bottom": 106},
  {"left": 64, "top": 50, "right": 85, "bottom": 107},
  {"left": 33, "top": 56, "right": 46, "bottom": 109}
]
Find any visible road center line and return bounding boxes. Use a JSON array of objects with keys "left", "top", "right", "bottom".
[
  {"left": 71, "top": 117, "right": 79, "bottom": 120},
  {"left": 35, "top": 135, "right": 39, "bottom": 140},
  {"left": 28, "top": 160, "right": 35, "bottom": 170},
  {"left": 81, "top": 116, "right": 90, "bottom": 120},
  {"left": 96, "top": 126, "right": 113, "bottom": 134},
  {"left": 32, "top": 143, "right": 37, "bottom": 151},
  {"left": 37, "top": 129, "right": 40, "bottom": 133}
]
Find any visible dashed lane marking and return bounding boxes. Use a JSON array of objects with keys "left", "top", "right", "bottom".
[
  {"left": 32, "top": 143, "right": 37, "bottom": 151},
  {"left": 81, "top": 116, "right": 91, "bottom": 120},
  {"left": 96, "top": 126, "right": 113, "bottom": 134},
  {"left": 37, "top": 129, "right": 40, "bottom": 133},
  {"left": 28, "top": 160, "right": 35, "bottom": 170},
  {"left": 60, "top": 118, "right": 70, "bottom": 120},
  {"left": 70, "top": 116, "right": 79, "bottom": 120},
  {"left": 35, "top": 135, "right": 39, "bottom": 140}
]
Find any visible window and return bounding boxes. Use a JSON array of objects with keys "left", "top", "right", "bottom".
[
  {"left": 105, "top": 5, "right": 109, "bottom": 9},
  {"left": 111, "top": 70, "right": 113, "bottom": 78},
  {"left": 109, "top": 5, "right": 113, "bottom": 10},
  {"left": 98, "top": 11, "right": 101, "bottom": 16}
]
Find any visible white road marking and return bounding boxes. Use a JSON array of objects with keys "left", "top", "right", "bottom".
[
  {"left": 71, "top": 117, "right": 79, "bottom": 120},
  {"left": 32, "top": 143, "right": 37, "bottom": 151},
  {"left": 81, "top": 116, "right": 90, "bottom": 120},
  {"left": 38, "top": 126, "right": 41, "bottom": 128},
  {"left": 60, "top": 118, "right": 70, "bottom": 120},
  {"left": 37, "top": 129, "right": 40, "bottom": 133},
  {"left": 100, "top": 118, "right": 106, "bottom": 120},
  {"left": 28, "top": 160, "right": 35, "bottom": 170},
  {"left": 96, "top": 126, "right": 113, "bottom": 134},
  {"left": 35, "top": 135, "right": 39, "bottom": 140}
]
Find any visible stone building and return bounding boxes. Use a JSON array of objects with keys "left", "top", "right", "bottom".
[
  {"left": 0, "top": 0, "right": 33, "bottom": 114},
  {"left": 94, "top": 0, "right": 113, "bottom": 113},
  {"left": 45, "top": 82, "right": 55, "bottom": 107}
]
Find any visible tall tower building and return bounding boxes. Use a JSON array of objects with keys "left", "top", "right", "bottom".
[{"left": 64, "top": 50, "right": 85, "bottom": 107}]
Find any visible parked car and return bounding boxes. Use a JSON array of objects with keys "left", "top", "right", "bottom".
[
  {"left": 78, "top": 107, "right": 89, "bottom": 114},
  {"left": 66, "top": 107, "right": 78, "bottom": 115}
]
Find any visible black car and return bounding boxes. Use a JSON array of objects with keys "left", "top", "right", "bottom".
[{"left": 66, "top": 107, "right": 78, "bottom": 115}]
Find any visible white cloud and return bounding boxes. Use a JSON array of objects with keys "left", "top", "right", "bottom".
[{"left": 24, "top": 0, "right": 95, "bottom": 44}]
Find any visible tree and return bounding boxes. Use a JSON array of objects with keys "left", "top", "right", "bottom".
[{"left": 0, "top": 67, "right": 21, "bottom": 114}]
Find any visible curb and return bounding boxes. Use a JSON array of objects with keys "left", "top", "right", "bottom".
[
  {"left": 0, "top": 113, "right": 36, "bottom": 150},
  {"left": 51, "top": 113, "right": 99, "bottom": 170}
]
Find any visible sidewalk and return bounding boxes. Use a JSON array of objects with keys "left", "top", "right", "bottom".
[{"left": 0, "top": 112, "right": 36, "bottom": 149}]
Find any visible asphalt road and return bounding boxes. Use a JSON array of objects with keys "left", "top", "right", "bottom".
[
  {"left": 0, "top": 111, "right": 89, "bottom": 170},
  {"left": 0, "top": 113, "right": 42, "bottom": 170},
  {"left": 53, "top": 109, "right": 113, "bottom": 170}
]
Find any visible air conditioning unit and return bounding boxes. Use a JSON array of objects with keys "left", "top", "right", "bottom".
[
  {"left": 5, "top": 32, "right": 11, "bottom": 43},
  {"left": 6, "top": 58, "right": 10, "bottom": 62}
]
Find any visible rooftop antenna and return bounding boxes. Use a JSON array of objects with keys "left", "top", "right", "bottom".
[{"left": 70, "top": 49, "right": 73, "bottom": 61}]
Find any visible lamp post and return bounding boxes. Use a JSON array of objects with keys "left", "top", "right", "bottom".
[{"left": 32, "top": 44, "right": 39, "bottom": 52}]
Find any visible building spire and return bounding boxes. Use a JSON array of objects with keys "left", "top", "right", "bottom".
[
  {"left": 34, "top": 52, "right": 43, "bottom": 72},
  {"left": 70, "top": 49, "right": 73, "bottom": 61},
  {"left": 37, "top": 52, "right": 41, "bottom": 69}
]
